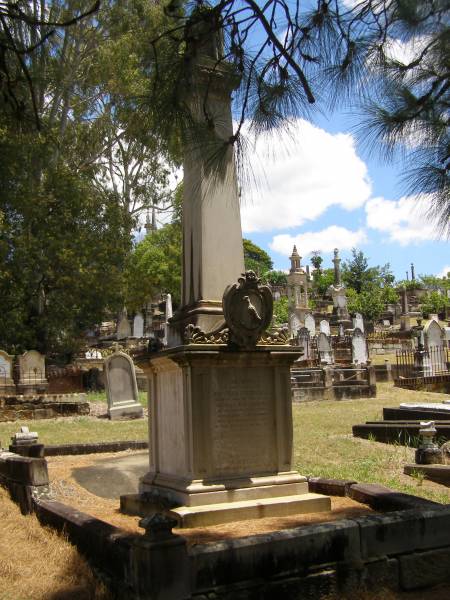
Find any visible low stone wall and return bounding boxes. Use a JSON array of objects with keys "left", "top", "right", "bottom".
[
  {"left": 44, "top": 440, "right": 148, "bottom": 456},
  {"left": 394, "top": 375, "right": 450, "bottom": 394},
  {"left": 4, "top": 456, "right": 450, "bottom": 600},
  {"left": 0, "top": 450, "right": 50, "bottom": 513},
  {"left": 0, "top": 393, "right": 89, "bottom": 421},
  {"left": 293, "top": 384, "right": 376, "bottom": 402}
]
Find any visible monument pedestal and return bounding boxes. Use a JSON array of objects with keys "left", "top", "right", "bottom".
[{"left": 128, "top": 344, "right": 330, "bottom": 527}]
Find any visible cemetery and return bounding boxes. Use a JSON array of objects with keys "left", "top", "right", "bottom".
[{"left": 0, "top": 2, "right": 449, "bottom": 600}]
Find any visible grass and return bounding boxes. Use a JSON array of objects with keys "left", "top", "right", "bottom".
[
  {"left": 0, "top": 486, "right": 110, "bottom": 600},
  {"left": 0, "top": 391, "right": 148, "bottom": 446},
  {"left": 0, "top": 383, "right": 449, "bottom": 503},
  {"left": 86, "top": 391, "right": 148, "bottom": 407},
  {"left": 292, "top": 382, "right": 450, "bottom": 504}
]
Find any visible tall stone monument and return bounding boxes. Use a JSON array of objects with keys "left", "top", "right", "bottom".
[
  {"left": 287, "top": 246, "right": 309, "bottom": 336},
  {"left": 168, "top": 23, "right": 245, "bottom": 337},
  {"left": 130, "top": 24, "right": 330, "bottom": 527},
  {"left": 328, "top": 248, "right": 350, "bottom": 327}
]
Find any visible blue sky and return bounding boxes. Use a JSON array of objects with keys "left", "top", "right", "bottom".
[
  {"left": 238, "top": 105, "right": 449, "bottom": 281},
  {"left": 232, "top": 0, "right": 449, "bottom": 280}
]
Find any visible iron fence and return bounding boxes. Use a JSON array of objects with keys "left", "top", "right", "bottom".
[{"left": 396, "top": 347, "right": 450, "bottom": 379}]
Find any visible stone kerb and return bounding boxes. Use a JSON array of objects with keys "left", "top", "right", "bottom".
[{"left": 104, "top": 349, "right": 143, "bottom": 421}]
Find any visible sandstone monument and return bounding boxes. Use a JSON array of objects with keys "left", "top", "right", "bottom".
[
  {"left": 287, "top": 245, "right": 309, "bottom": 336},
  {"left": 128, "top": 26, "right": 330, "bottom": 527}
]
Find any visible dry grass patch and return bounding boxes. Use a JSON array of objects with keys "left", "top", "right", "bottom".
[{"left": 0, "top": 487, "right": 110, "bottom": 600}]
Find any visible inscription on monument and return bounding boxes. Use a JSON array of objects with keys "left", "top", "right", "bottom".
[{"left": 211, "top": 368, "right": 276, "bottom": 475}]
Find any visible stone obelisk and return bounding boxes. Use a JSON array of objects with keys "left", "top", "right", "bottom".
[{"left": 170, "top": 27, "right": 245, "bottom": 336}]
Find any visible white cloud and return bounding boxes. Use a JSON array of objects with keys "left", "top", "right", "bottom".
[
  {"left": 437, "top": 266, "right": 450, "bottom": 279},
  {"left": 365, "top": 195, "right": 439, "bottom": 245},
  {"left": 270, "top": 226, "right": 367, "bottom": 257},
  {"left": 239, "top": 119, "right": 372, "bottom": 233}
]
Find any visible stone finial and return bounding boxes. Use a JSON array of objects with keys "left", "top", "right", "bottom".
[
  {"left": 411, "top": 262, "right": 415, "bottom": 281},
  {"left": 289, "top": 245, "right": 301, "bottom": 273}
]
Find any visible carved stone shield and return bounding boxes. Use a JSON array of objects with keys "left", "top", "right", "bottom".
[{"left": 223, "top": 271, "right": 273, "bottom": 348}]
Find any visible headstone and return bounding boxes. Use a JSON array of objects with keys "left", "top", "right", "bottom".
[
  {"left": 17, "top": 350, "right": 48, "bottom": 394},
  {"left": 104, "top": 348, "right": 143, "bottom": 420},
  {"left": 85, "top": 349, "right": 102, "bottom": 359},
  {"left": 319, "top": 320, "right": 330, "bottom": 336},
  {"left": 317, "top": 332, "right": 333, "bottom": 364},
  {"left": 429, "top": 313, "right": 439, "bottom": 322},
  {"left": 444, "top": 327, "right": 450, "bottom": 348},
  {"left": 0, "top": 350, "right": 15, "bottom": 393},
  {"left": 298, "top": 327, "right": 310, "bottom": 360},
  {"left": 304, "top": 314, "right": 316, "bottom": 337},
  {"left": 163, "top": 293, "right": 173, "bottom": 346},
  {"left": 117, "top": 314, "right": 132, "bottom": 340},
  {"left": 353, "top": 313, "right": 364, "bottom": 332},
  {"left": 383, "top": 320, "right": 391, "bottom": 327},
  {"left": 338, "top": 323, "right": 345, "bottom": 338},
  {"left": 352, "top": 328, "right": 368, "bottom": 365},
  {"left": 133, "top": 313, "right": 144, "bottom": 338},
  {"left": 289, "top": 312, "right": 301, "bottom": 337},
  {"left": 424, "top": 320, "right": 443, "bottom": 349}
]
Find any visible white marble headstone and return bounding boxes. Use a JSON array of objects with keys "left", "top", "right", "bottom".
[
  {"left": 424, "top": 319, "right": 443, "bottom": 349},
  {"left": 353, "top": 313, "right": 364, "bottom": 332},
  {"left": 352, "top": 328, "right": 368, "bottom": 365},
  {"left": 289, "top": 313, "right": 301, "bottom": 336},
  {"left": 133, "top": 313, "right": 144, "bottom": 338},
  {"left": 304, "top": 314, "right": 316, "bottom": 337},
  {"left": 317, "top": 332, "right": 333, "bottom": 364},
  {"left": 319, "top": 320, "right": 331, "bottom": 336}
]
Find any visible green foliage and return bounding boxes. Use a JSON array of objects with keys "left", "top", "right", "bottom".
[
  {"left": 396, "top": 279, "right": 424, "bottom": 291},
  {"left": 420, "top": 291, "right": 449, "bottom": 317},
  {"left": 310, "top": 252, "right": 323, "bottom": 273},
  {"left": 265, "top": 270, "right": 287, "bottom": 286},
  {"left": 273, "top": 296, "right": 289, "bottom": 326},
  {"left": 243, "top": 239, "right": 273, "bottom": 276},
  {"left": 342, "top": 248, "right": 395, "bottom": 294},
  {"left": 125, "top": 223, "right": 182, "bottom": 310},
  {"left": 0, "top": 128, "right": 131, "bottom": 356},
  {"left": 347, "top": 288, "right": 385, "bottom": 322},
  {"left": 312, "top": 268, "right": 334, "bottom": 297}
]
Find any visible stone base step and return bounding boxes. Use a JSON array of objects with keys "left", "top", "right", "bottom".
[{"left": 170, "top": 492, "right": 331, "bottom": 528}]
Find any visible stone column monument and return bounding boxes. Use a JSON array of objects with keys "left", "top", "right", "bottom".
[
  {"left": 127, "top": 24, "right": 330, "bottom": 527},
  {"left": 287, "top": 245, "right": 309, "bottom": 336},
  {"left": 328, "top": 248, "right": 351, "bottom": 327}
]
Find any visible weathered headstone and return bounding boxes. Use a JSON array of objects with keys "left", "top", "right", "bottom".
[
  {"left": 319, "top": 320, "right": 330, "bottom": 336},
  {"left": 424, "top": 320, "right": 443, "bottom": 349},
  {"left": 317, "top": 332, "right": 333, "bottom": 364},
  {"left": 352, "top": 328, "right": 368, "bottom": 365},
  {"left": 133, "top": 313, "right": 144, "bottom": 338},
  {"left": 104, "top": 348, "right": 143, "bottom": 420},
  {"left": 289, "top": 313, "right": 301, "bottom": 337},
  {"left": 17, "top": 350, "right": 48, "bottom": 394},
  {"left": 0, "top": 350, "right": 15, "bottom": 393},
  {"left": 305, "top": 313, "right": 316, "bottom": 337},
  {"left": 298, "top": 327, "right": 310, "bottom": 360},
  {"left": 353, "top": 313, "right": 364, "bottom": 332},
  {"left": 117, "top": 314, "right": 132, "bottom": 340}
]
